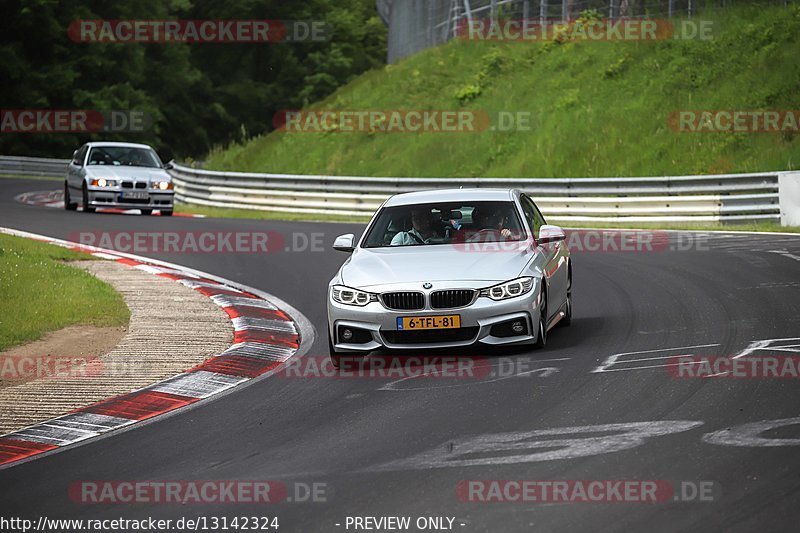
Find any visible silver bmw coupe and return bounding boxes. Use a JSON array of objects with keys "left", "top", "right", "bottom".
[
  {"left": 327, "top": 189, "right": 572, "bottom": 366},
  {"left": 64, "top": 141, "right": 175, "bottom": 216}
]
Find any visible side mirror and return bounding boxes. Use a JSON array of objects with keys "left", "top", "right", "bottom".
[
  {"left": 163, "top": 161, "right": 174, "bottom": 170},
  {"left": 538, "top": 224, "right": 566, "bottom": 245},
  {"left": 72, "top": 150, "right": 81, "bottom": 166},
  {"left": 333, "top": 234, "right": 355, "bottom": 253}
]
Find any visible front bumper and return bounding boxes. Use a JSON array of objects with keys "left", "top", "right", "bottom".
[
  {"left": 327, "top": 286, "right": 542, "bottom": 352},
  {"left": 87, "top": 188, "right": 174, "bottom": 210}
]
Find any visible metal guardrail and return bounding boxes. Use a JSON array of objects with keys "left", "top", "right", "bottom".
[
  {"left": 0, "top": 155, "right": 785, "bottom": 223},
  {"left": 169, "top": 162, "right": 782, "bottom": 223},
  {"left": 0, "top": 155, "right": 69, "bottom": 177}
]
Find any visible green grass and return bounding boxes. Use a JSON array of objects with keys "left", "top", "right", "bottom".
[
  {"left": 175, "top": 202, "right": 798, "bottom": 233},
  {"left": 0, "top": 234, "right": 130, "bottom": 351},
  {"left": 565, "top": 221, "right": 800, "bottom": 233},
  {"left": 207, "top": 5, "right": 800, "bottom": 178},
  {"left": 176, "top": 203, "right": 372, "bottom": 223}
]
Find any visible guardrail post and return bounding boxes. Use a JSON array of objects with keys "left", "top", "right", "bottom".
[{"left": 779, "top": 171, "right": 800, "bottom": 226}]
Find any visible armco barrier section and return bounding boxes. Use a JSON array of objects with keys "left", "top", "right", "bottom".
[
  {"left": 168, "top": 163, "right": 784, "bottom": 224},
  {"left": 0, "top": 155, "right": 69, "bottom": 177},
  {"left": 1, "top": 155, "right": 792, "bottom": 224}
]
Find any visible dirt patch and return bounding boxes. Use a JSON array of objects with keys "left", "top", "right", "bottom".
[{"left": 0, "top": 325, "right": 127, "bottom": 389}]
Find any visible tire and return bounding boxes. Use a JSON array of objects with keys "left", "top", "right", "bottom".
[
  {"left": 328, "top": 330, "right": 344, "bottom": 369},
  {"left": 160, "top": 210, "right": 173, "bottom": 217},
  {"left": 81, "top": 183, "right": 95, "bottom": 213},
  {"left": 140, "top": 209, "right": 153, "bottom": 216},
  {"left": 560, "top": 273, "right": 572, "bottom": 327},
  {"left": 534, "top": 288, "right": 547, "bottom": 348},
  {"left": 64, "top": 182, "right": 77, "bottom": 211}
]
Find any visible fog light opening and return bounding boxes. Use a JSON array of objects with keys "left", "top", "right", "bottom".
[
  {"left": 489, "top": 318, "right": 530, "bottom": 338},
  {"left": 341, "top": 329, "right": 353, "bottom": 341}
]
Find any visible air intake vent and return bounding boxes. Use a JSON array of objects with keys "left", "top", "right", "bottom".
[
  {"left": 430, "top": 289, "right": 476, "bottom": 309},
  {"left": 381, "top": 291, "right": 425, "bottom": 310},
  {"left": 382, "top": 327, "right": 478, "bottom": 345}
]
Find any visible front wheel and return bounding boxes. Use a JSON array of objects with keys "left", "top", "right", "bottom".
[
  {"left": 534, "top": 289, "right": 547, "bottom": 349},
  {"left": 160, "top": 210, "right": 173, "bottom": 217},
  {"left": 328, "top": 330, "right": 344, "bottom": 369},
  {"left": 81, "top": 183, "right": 95, "bottom": 213},
  {"left": 64, "top": 182, "right": 77, "bottom": 211},
  {"left": 327, "top": 330, "right": 366, "bottom": 369},
  {"left": 140, "top": 209, "right": 152, "bottom": 216},
  {"left": 560, "top": 275, "right": 572, "bottom": 327}
]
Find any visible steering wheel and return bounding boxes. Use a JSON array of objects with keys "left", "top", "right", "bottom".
[{"left": 475, "top": 228, "right": 504, "bottom": 240}]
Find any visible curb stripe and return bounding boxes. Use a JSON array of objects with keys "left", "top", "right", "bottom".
[
  {"left": 3, "top": 413, "right": 136, "bottom": 445},
  {"left": 114, "top": 257, "right": 142, "bottom": 267},
  {"left": 232, "top": 316, "right": 297, "bottom": 333},
  {"left": 210, "top": 294, "right": 278, "bottom": 310},
  {"left": 150, "top": 371, "right": 247, "bottom": 399},
  {"left": 222, "top": 342, "right": 296, "bottom": 361},
  {"left": 222, "top": 306, "right": 290, "bottom": 321},
  {"left": 195, "top": 286, "right": 257, "bottom": 299},
  {"left": 0, "top": 227, "right": 307, "bottom": 468},
  {"left": 84, "top": 390, "right": 199, "bottom": 421},
  {"left": 191, "top": 355, "right": 282, "bottom": 378},
  {"left": 91, "top": 252, "right": 121, "bottom": 260},
  {"left": 234, "top": 329, "right": 300, "bottom": 348},
  {"left": 180, "top": 279, "right": 244, "bottom": 292},
  {"left": 0, "top": 439, "right": 58, "bottom": 463},
  {"left": 135, "top": 264, "right": 200, "bottom": 278}
]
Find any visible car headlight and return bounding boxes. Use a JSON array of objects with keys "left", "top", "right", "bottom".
[
  {"left": 479, "top": 277, "right": 535, "bottom": 301},
  {"left": 331, "top": 285, "right": 377, "bottom": 306},
  {"left": 151, "top": 180, "right": 173, "bottom": 190},
  {"left": 90, "top": 178, "right": 116, "bottom": 187}
]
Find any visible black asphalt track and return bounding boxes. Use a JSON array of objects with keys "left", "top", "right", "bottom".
[{"left": 1, "top": 177, "right": 799, "bottom": 532}]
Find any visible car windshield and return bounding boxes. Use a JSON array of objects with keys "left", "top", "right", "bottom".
[
  {"left": 362, "top": 201, "right": 527, "bottom": 248},
  {"left": 87, "top": 146, "right": 162, "bottom": 168}
]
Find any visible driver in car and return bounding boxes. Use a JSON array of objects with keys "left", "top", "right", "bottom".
[
  {"left": 127, "top": 151, "right": 143, "bottom": 166},
  {"left": 469, "top": 206, "right": 514, "bottom": 240},
  {"left": 391, "top": 208, "right": 439, "bottom": 245}
]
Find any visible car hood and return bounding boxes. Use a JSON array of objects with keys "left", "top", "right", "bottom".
[
  {"left": 340, "top": 244, "right": 534, "bottom": 288},
  {"left": 84, "top": 166, "right": 170, "bottom": 180}
]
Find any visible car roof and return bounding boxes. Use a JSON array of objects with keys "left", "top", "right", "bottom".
[
  {"left": 383, "top": 188, "right": 517, "bottom": 207},
  {"left": 85, "top": 142, "right": 155, "bottom": 150}
]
